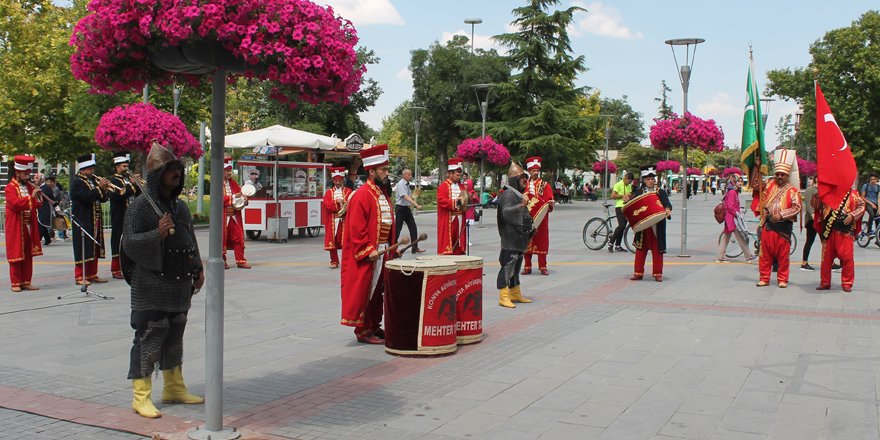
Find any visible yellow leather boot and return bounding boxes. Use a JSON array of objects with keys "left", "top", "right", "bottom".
[
  {"left": 162, "top": 366, "right": 205, "bottom": 404},
  {"left": 508, "top": 285, "right": 532, "bottom": 303},
  {"left": 499, "top": 287, "right": 515, "bottom": 308},
  {"left": 132, "top": 377, "right": 161, "bottom": 418}
]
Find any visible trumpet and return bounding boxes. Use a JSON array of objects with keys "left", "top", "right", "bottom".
[
  {"left": 93, "top": 175, "right": 125, "bottom": 194},
  {"left": 125, "top": 171, "right": 146, "bottom": 188}
]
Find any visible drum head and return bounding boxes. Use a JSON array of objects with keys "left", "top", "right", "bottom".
[
  {"left": 385, "top": 259, "right": 457, "bottom": 273},
  {"left": 241, "top": 182, "right": 257, "bottom": 196}
]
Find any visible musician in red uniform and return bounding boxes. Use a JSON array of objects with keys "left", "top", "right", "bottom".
[
  {"left": 437, "top": 158, "right": 467, "bottom": 255},
  {"left": 5, "top": 155, "right": 43, "bottom": 292},
  {"left": 816, "top": 186, "right": 865, "bottom": 292},
  {"left": 522, "top": 156, "right": 555, "bottom": 275},
  {"left": 341, "top": 144, "right": 396, "bottom": 344},
  {"left": 755, "top": 149, "right": 802, "bottom": 288},
  {"left": 630, "top": 166, "right": 672, "bottom": 282},
  {"left": 222, "top": 157, "right": 250, "bottom": 269},
  {"left": 323, "top": 167, "right": 352, "bottom": 269}
]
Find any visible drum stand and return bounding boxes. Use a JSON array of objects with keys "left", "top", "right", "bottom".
[{"left": 58, "top": 213, "right": 113, "bottom": 300}]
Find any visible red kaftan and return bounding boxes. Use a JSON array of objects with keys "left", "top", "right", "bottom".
[{"left": 437, "top": 178, "right": 467, "bottom": 255}]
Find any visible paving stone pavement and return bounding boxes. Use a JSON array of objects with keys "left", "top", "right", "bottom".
[{"left": 1, "top": 195, "right": 879, "bottom": 439}]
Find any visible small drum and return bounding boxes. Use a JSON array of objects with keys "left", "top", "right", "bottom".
[
  {"left": 623, "top": 192, "right": 667, "bottom": 232},
  {"left": 528, "top": 197, "right": 550, "bottom": 230},
  {"left": 417, "top": 255, "right": 483, "bottom": 345},
  {"left": 384, "top": 260, "right": 459, "bottom": 356}
]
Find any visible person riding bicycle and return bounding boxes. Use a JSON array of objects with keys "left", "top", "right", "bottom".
[
  {"left": 861, "top": 174, "right": 879, "bottom": 234},
  {"left": 609, "top": 172, "right": 634, "bottom": 252}
]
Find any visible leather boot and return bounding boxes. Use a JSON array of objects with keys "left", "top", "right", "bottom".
[
  {"left": 498, "top": 287, "right": 515, "bottom": 308},
  {"left": 132, "top": 377, "right": 161, "bottom": 418},
  {"left": 161, "top": 366, "right": 204, "bottom": 404},
  {"left": 508, "top": 285, "right": 532, "bottom": 303}
]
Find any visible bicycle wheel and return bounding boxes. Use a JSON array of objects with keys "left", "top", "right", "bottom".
[
  {"left": 857, "top": 221, "right": 871, "bottom": 248},
  {"left": 788, "top": 232, "right": 798, "bottom": 256},
  {"left": 623, "top": 226, "right": 634, "bottom": 253},
  {"left": 583, "top": 217, "right": 611, "bottom": 250},
  {"left": 718, "top": 232, "right": 745, "bottom": 259}
]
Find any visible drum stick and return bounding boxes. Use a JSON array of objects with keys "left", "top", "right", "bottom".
[
  {"left": 397, "top": 233, "right": 428, "bottom": 254},
  {"left": 381, "top": 236, "right": 410, "bottom": 256}
]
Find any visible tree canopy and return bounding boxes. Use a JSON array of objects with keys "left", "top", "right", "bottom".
[{"left": 766, "top": 10, "right": 880, "bottom": 174}]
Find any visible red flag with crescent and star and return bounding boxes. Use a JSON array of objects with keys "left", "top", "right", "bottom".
[{"left": 815, "top": 81, "right": 858, "bottom": 208}]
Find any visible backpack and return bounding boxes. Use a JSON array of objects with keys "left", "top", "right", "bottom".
[{"left": 713, "top": 202, "right": 725, "bottom": 224}]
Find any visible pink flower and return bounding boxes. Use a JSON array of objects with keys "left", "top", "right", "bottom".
[
  {"left": 592, "top": 160, "right": 617, "bottom": 174},
  {"left": 95, "top": 103, "right": 203, "bottom": 159},
  {"left": 455, "top": 136, "right": 510, "bottom": 166},
  {"left": 650, "top": 112, "right": 725, "bottom": 153}
]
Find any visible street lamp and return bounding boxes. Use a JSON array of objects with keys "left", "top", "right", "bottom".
[
  {"left": 665, "top": 37, "right": 705, "bottom": 258},
  {"left": 588, "top": 114, "right": 618, "bottom": 205},
  {"left": 464, "top": 18, "right": 482, "bottom": 54},
  {"left": 472, "top": 83, "right": 495, "bottom": 226},
  {"left": 758, "top": 97, "right": 775, "bottom": 129},
  {"left": 408, "top": 105, "right": 427, "bottom": 186}
]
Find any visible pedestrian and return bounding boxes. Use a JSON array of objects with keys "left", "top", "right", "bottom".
[
  {"left": 5, "top": 155, "right": 43, "bottom": 292},
  {"left": 522, "top": 157, "right": 555, "bottom": 275},
  {"left": 755, "top": 150, "right": 802, "bottom": 288},
  {"left": 221, "top": 157, "right": 250, "bottom": 269},
  {"left": 393, "top": 169, "right": 424, "bottom": 254},
  {"left": 496, "top": 162, "right": 533, "bottom": 308},
  {"left": 323, "top": 167, "right": 353, "bottom": 268},
  {"left": 341, "top": 144, "right": 396, "bottom": 344},
  {"left": 437, "top": 158, "right": 467, "bottom": 255},
  {"left": 71, "top": 153, "right": 110, "bottom": 285},
  {"left": 717, "top": 174, "right": 756, "bottom": 263},
  {"left": 36, "top": 174, "right": 59, "bottom": 246},
  {"left": 800, "top": 177, "right": 819, "bottom": 271},
  {"left": 815, "top": 185, "right": 865, "bottom": 292},
  {"left": 122, "top": 144, "right": 205, "bottom": 418},
  {"left": 630, "top": 166, "right": 672, "bottom": 281},
  {"left": 861, "top": 173, "right": 878, "bottom": 234},
  {"left": 609, "top": 172, "right": 634, "bottom": 252},
  {"left": 108, "top": 152, "right": 140, "bottom": 279}
]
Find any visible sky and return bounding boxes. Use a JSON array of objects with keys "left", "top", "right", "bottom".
[{"left": 315, "top": 0, "right": 877, "bottom": 152}]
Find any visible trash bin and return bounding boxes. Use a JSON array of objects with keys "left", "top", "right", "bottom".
[{"left": 267, "top": 216, "right": 288, "bottom": 242}]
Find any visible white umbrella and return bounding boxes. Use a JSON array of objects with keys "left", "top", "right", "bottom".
[{"left": 224, "top": 124, "right": 338, "bottom": 150}]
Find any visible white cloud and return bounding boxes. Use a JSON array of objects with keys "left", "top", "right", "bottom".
[
  {"left": 574, "top": 2, "right": 643, "bottom": 40},
  {"left": 316, "top": 0, "right": 404, "bottom": 26},
  {"left": 441, "top": 30, "right": 503, "bottom": 53},
  {"left": 396, "top": 67, "right": 412, "bottom": 81},
  {"left": 696, "top": 92, "right": 740, "bottom": 119}
]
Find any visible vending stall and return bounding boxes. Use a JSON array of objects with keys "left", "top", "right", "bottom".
[{"left": 225, "top": 125, "right": 338, "bottom": 241}]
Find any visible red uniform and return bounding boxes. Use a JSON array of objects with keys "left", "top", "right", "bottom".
[
  {"left": 818, "top": 189, "right": 865, "bottom": 290},
  {"left": 222, "top": 177, "right": 248, "bottom": 267},
  {"left": 524, "top": 177, "right": 554, "bottom": 271},
  {"left": 633, "top": 227, "right": 662, "bottom": 279},
  {"left": 323, "top": 185, "right": 352, "bottom": 266},
  {"left": 437, "top": 178, "right": 467, "bottom": 255},
  {"left": 757, "top": 179, "right": 801, "bottom": 285},
  {"left": 5, "top": 178, "right": 43, "bottom": 289},
  {"left": 340, "top": 179, "right": 396, "bottom": 338}
]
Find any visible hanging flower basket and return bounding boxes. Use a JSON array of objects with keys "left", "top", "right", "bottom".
[
  {"left": 656, "top": 160, "right": 680, "bottom": 173},
  {"left": 592, "top": 160, "right": 617, "bottom": 174},
  {"left": 797, "top": 157, "right": 817, "bottom": 177},
  {"left": 686, "top": 167, "right": 702, "bottom": 176},
  {"left": 455, "top": 136, "right": 510, "bottom": 166},
  {"left": 70, "top": 0, "right": 363, "bottom": 108},
  {"left": 649, "top": 112, "right": 725, "bottom": 153},
  {"left": 95, "top": 103, "right": 203, "bottom": 159},
  {"left": 721, "top": 167, "right": 743, "bottom": 178}
]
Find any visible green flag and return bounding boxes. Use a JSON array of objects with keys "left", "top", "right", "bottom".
[{"left": 740, "top": 66, "right": 768, "bottom": 175}]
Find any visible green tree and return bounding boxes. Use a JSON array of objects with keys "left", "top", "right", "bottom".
[
  {"left": 654, "top": 80, "right": 674, "bottom": 119},
  {"left": 766, "top": 10, "right": 880, "bottom": 173},
  {"left": 615, "top": 142, "right": 665, "bottom": 173},
  {"left": 488, "top": 0, "right": 594, "bottom": 171},
  {"left": 599, "top": 95, "right": 645, "bottom": 150},
  {"left": 410, "top": 35, "right": 510, "bottom": 180}
]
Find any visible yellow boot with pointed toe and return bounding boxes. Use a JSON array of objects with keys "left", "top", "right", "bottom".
[
  {"left": 132, "top": 377, "right": 161, "bottom": 418},
  {"left": 508, "top": 285, "right": 532, "bottom": 303},
  {"left": 498, "top": 287, "right": 516, "bottom": 308},
  {"left": 161, "top": 366, "right": 204, "bottom": 404}
]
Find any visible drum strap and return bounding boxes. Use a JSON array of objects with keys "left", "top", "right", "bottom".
[{"left": 369, "top": 243, "right": 388, "bottom": 300}]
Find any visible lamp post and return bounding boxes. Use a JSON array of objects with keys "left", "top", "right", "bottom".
[
  {"left": 464, "top": 18, "right": 482, "bottom": 54},
  {"left": 408, "top": 106, "right": 427, "bottom": 187},
  {"left": 172, "top": 86, "right": 182, "bottom": 116},
  {"left": 665, "top": 37, "right": 704, "bottom": 258},
  {"left": 759, "top": 97, "right": 775, "bottom": 129},
  {"left": 473, "top": 83, "right": 494, "bottom": 226}
]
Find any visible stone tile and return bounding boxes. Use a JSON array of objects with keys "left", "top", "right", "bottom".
[
  {"left": 677, "top": 394, "right": 733, "bottom": 418},
  {"left": 659, "top": 413, "right": 722, "bottom": 440}
]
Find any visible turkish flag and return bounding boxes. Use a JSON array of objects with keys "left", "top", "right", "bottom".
[{"left": 815, "top": 82, "right": 857, "bottom": 208}]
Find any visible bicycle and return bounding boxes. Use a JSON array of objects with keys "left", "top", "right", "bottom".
[
  {"left": 582, "top": 202, "right": 633, "bottom": 253},
  {"left": 856, "top": 219, "right": 880, "bottom": 248},
  {"left": 718, "top": 221, "right": 798, "bottom": 259}
]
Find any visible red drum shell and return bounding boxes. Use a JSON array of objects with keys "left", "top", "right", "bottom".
[
  {"left": 417, "top": 255, "right": 483, "bottom": 345},
  {"left": 623, "top": 192, "right": 666, "bottom": 232},
  {"left": 528, "top": 198, "right": 550, "bottom": 230},
  {"left": 384, "top": 260, "right": 458, "bottom": 356}
]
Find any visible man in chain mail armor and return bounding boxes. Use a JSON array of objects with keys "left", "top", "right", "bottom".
[
  {"left": 496, "top": 162, "right": 534, "bottom": 308},
  {"left": 122, "top": 144, "right": 205, "bottom": 418}
]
